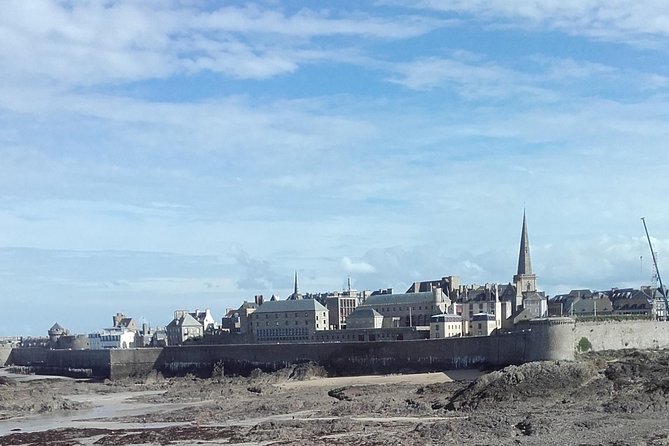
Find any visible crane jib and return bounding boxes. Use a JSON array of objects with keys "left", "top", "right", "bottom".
[{"left": 641, "top": 217, "right": 669, "bottom": 321}]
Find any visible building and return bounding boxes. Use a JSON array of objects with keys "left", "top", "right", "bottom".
[
  {"left": 509, "top": 211, "right": 548, "bottom": 323},
  {"left": 345, "top": 307, "right": 383, "bottom": 329},
  {"left": 610, "top": 287, "right": 657, "bottom": 316},
  {"left": 88, "top": 328, "right": 136, "bottom": 349},
  {"left": 249, "top": 298, "right": 329, "bottom": 343},
  {"left": 112, "top": 313, "right": 137, "bottom": 332},
  {"left": 190, "top": 309, "right": 217, "bottom": 331},
  {"left": 406, "top": 276, "right": 460, "bottom": 297},
  {"left": 325, "top": 286, "right": 362, "bottom": 330},
  {"left": 548, "top": 287, "right": 662, "bottom": 319},
  {"left": 548, "top": 289, "right": 594, "bottom": 317},
  {"left": 48, "top": 323, "right": 68, "bottom": 346},
  {"left": 357, "top": 288, "right": 451, "bottom": 327},
  {"left": 166, "top": 311, "right": 204, "bottom": 346},
  {"left": 315, "top": 326, "right": 429, "bottom": 342},
  {"left": 469, "top": 313, "right": 497, "bottom": 336},
  {"left": 460, "top": 283, "right": 513, "bottom": 335},
  {"left": 513, "top": 211, "right": 538, "bottom": 308},
  {"left": 430, "top": 313, "right": 463, "bottom": 339},
  {"left": 221, "top": 301, "right": 258, "bottom": 334}
]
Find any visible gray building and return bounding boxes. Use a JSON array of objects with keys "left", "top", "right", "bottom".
[
  {"left": 249, "top": 298, "right": 329, "bottom": 343},
  {"left": 357, "top": 288, "right": 451, "bottom": 327},
  {"left": 166, "top": 311, "right": 204, "bottom": 346}
]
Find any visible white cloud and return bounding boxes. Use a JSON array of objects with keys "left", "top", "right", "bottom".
[
  {"left": 0, "top": 1, "right": 444, "bottom": 86},
  {"left": 341, "top": 256, "right": 376, "bottom": 274},
  {"left": 388, "top": 0, "right": 669, "bottom": 46}
]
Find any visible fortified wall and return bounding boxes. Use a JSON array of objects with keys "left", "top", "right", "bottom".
[
  {"left": 6, "top": 319, "right": 573, "bottom": 379},
  {"left": 14, "top": 318, "right": 669, "bottom": 380},
  {"left": 573, "top": 319, "right": 669, "bottom": 352}
]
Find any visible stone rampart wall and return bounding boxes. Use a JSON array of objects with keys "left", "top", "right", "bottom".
[
  {"left": 156, "top": 327, "right": 565, "bottom": 377},
  {"left": 4, "top": 319, "right": 576, "bottom": 379},
  {"left": 573, "top": 320, "right": 669, "bottom": 352}
]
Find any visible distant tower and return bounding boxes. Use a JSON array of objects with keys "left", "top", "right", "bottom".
[
  {"left": 289, "top": 271, "right": 302, "bottom": 300},
  {"left": 513, "top": 210, "right": 537, "bottom": 309}
]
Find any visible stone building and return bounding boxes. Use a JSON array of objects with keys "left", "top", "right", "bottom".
[
  {"left": 345, "top": 307, "right": 383, "bottom": 330},
  {"left": 221, "top": 301, "right": 258, "bottom": 334},
  {"left": 508, "top": 211, "right": 547, "bottom": 323},
  {"left": 548, "top": 286, "right": 662, "bottom": 319},
  {"left": 166, "top": 311, "right": 204, "bottom": 346},
  {"left": 190, "top": 309, "right": 217, "bottom": 331},
  {"left": 357, "top": 287, "right": 451, "bottom": 327},
  {"left": 112, "top": 313, "right": 137, "bottom": 332},
  {"left": 460, "top": 284, "right": 513, "bottom": 335},
  {"left": 249, "top": 298, "right": 329, "bottom": 343}
]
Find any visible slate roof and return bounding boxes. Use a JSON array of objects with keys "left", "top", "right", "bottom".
[
  {"left": 347, "top": 308, "right": 382, "bottom": 319},
  {"left": 361, "top": 291, "right": 439, "bottom": 306},
  {"left": 254, "top": 298, "right": 327, "bottom": 313},
  {"left": 117, "top": 318, "right": 134, "bottom": 328},
  {"left": 166, "top": 313, "right": 202, "bottom": 328},
  {"left": 431, "top": 313, "right": 461, "bottom": 322},
  {"left": 49, "top": 323, "right": 65, "bottom": 333}
]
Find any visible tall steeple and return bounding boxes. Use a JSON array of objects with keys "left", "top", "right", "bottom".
[
  {"left": 517, "top": 210, "right": 533, "bottom": 276},
  {"left": 513, "top": 210, "right": 537, "bottom": 307},
  {"left": 293, "top": 271, "right": 299, "bottom": 297}
]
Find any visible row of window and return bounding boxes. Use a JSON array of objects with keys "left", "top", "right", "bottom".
[
  {"left": 256, "top": 312, "right": 321, "bottom": 319},
  {"left": 251, "top": 320, "right": 311, "bottom": 327},
  {"left": 256, "top": 327, "right": 310, "bottom": 336},
  {"left": 374, "top": 305, "right": 438, "bottom": 313}
]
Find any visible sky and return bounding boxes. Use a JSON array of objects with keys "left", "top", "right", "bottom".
[{"left": 1, "top": 1, "right": 669, "bottom": 336}]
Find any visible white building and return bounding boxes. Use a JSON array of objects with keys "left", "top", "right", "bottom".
[
  {"left": 88, "top": 328, "right": 136, "bottom": 349},
  {"left": 430, "top": 314, "right": 462, "bottom": 339},
  {"left": 469, "top": 313, "right": 497, "bottom": 337}
]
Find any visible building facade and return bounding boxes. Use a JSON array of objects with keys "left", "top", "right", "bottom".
[
  {"left": 430, "top": 314, "right": 463, "bottom": 339},
  {"left": 166, "top": 311, "right": 204, "bottom": 346},
  {"left": 88, "top": 328, "right": 136, "bottom": 349},
  {"left": 357, "top": 288, "right": 451, "bottom": 327},
  {"left": 249, "top": 298, "right": 329, "bottom": 343}
]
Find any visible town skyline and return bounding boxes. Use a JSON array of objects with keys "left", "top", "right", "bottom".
[{"left": 1, "top": 1, "right": 669, "bottom": 335}]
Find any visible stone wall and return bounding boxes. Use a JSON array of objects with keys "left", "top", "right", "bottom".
[
  {"left": 7, "top": 348, "right": 111, "bottom": 378},
  {"left": 573, "top": 320, "right": 669, "bottom": 352},
  {"left": 5, "top": 318, "right": 576, "bottom": 379},
  {"left": 155, "top": 326, "right": 569, "bottom": 377}
]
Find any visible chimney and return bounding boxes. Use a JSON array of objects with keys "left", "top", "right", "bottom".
[{"left": 113, "top": 312, "right": 124, "bottom": 327}]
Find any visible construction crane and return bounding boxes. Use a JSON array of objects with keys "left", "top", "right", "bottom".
[{"left": 641, "top": 217, "right": 669, "bottom": 321}]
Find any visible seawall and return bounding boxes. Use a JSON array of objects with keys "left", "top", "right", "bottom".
[
  {"left": 6, "top": 319, "right": 574, "bottom": 379},
  {"left": 573, "top": 319, "right": 669, "bottom": 352}
]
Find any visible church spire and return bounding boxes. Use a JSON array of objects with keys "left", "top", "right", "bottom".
[
  {"left": 517, "top": 210, "right": 533, "bottom": 275},
  {"left": 513, "top": 210, "right": 537, "bottom": 306},
  {"left": 290, "top": 270, "right": 301, "bottom": 300}
]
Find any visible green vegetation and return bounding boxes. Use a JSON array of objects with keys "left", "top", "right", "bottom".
[{"left": 577, "top": 337, "right": 592, "bottom": 353}]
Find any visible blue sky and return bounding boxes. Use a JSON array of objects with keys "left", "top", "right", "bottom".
[{"left": 2, "top": 0, "right": 669, "bottom": 336}]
